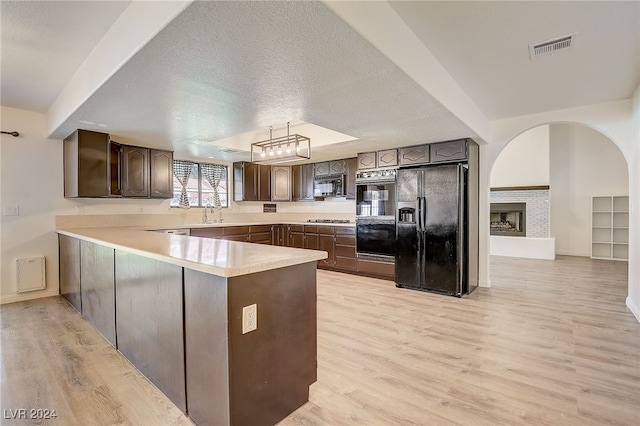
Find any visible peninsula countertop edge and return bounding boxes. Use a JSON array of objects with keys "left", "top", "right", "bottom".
[{"left": 57, "top": 226, "right": 328, "bottom": 278}]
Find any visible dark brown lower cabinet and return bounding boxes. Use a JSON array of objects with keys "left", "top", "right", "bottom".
[
  {"left": 249, "top": 224, "right": 272, "bottom": 244},
  {"left": 184, "top": 262, "right": 317, "bottom": 426},
  {"left": 334, "top": 227, "right": 357, "bottom": 272},
  {"left": 80, "top": 241, "right": 116, "bottom": 346},
  {"left": 115, "top": 251, "right": 186, "bottom": 412},
  {"left": 59, "top": 234, "right": 81, "bottom": 312},
  {"left": 289, "top": 225, "right": 304, "bottom": 248},
  {"left": 318, "top": 226, "right": 335, "bottom": 269},
  {"left": 357, "top": 258, "right": 395, "bottom": 279}
]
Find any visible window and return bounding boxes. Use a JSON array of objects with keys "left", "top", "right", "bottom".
[{"left": 171, "top": 161, "right": 228, "bottom": 208}]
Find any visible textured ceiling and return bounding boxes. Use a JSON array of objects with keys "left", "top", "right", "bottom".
[
  {"left": 0, "top": 0, "right": 130, "bottom": 112},
  {"left": 2, "top": 1, "right": 638, "bottom": 164},
  {"left": 47, "top": 1, "right": 476, "bottom": 162}
]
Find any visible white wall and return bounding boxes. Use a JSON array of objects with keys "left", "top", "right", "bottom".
[
  {"left": 549, "top": 124, "right": 628, "bottom": 257},
  {"left": 490, "top": 125, "right": 549, "bottom": 187},
  {"left": 0, "top": 106, "right": 356, "bottom": 304}
]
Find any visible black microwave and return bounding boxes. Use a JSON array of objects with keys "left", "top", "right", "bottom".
[{"left": 314, "top": 174, "right": 345, "bottom": 197}]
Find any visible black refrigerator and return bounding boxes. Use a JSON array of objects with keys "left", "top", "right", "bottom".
[{"left": 395, "top": 164, "right": 468, "bottom": 296}]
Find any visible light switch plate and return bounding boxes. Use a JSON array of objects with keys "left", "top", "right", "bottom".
[
  {"left": 242, "top": 304, "right": 257, "bottom": 334},
  {"left": 4, "top": 205, "right": 19, "bottom": 216}
]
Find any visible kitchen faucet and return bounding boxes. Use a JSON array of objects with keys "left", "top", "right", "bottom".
[{"left": 202, "top": 203, "right": 211, "bottom": 224}]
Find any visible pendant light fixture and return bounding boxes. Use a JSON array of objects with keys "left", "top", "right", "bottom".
[{"left": 251, "top": 122, "right": 310, "bottom": 164}]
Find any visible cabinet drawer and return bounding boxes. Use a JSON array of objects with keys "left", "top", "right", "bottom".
[
  {"left": 222, "top": 234, "right": 248, "bottom": 242},
  {"left": 335, "top": 235, "right": 355, "bottom": 246},
  {"left": 289, "top": 225, "right": 304, "bottom": 233},
  {"left": 249, "top": 225, "right": 271, "bottom": 233},
  {"left": 249, "top": 232, "right": 272, "bottom": 243},
  {"left": 357, "top": 259, "right": 395, "bottom": 277},
  {"left": 317, "top": 226, "right": 335, "bottom": 235},
  {"left": 335, "top": 226, "right": 356, "bottom": 235},
  {"left": 190, "top": 227, "right": 223, "bottom": 238},
  {"left": 304, "top": 225, "right": 318, "bottom": 233},
  {"left": 431, "top": 140, "right": 467, "bottom": 163},
  {"left": 335, "top": 245, "right": 356, "bottom": 258},
  {"left": 335, "top": 257, "right": 357, "bottom": 271},
  {"left": 224, "top": 226, "right": 249, "bottom": 235}
]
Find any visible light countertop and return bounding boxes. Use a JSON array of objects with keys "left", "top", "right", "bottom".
[{"left": 57, "top": 226, "right": 328, "bottom": 278}]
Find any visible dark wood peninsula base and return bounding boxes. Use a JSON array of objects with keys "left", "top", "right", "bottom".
[{"left": 59, "top": 234, "right": 318, "bottom": 426}]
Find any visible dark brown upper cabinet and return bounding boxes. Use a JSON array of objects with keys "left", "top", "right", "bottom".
[
  {"left": 430, "top": 139, "right": 468, "bottom": 163},
  {"left": 314, "top": 161, "right": 331, "bottom": 176},
  {"left": 292, "top": 164, "right": 315, "bottom": 201},
  {"left": 150, "top": 149, "right": 174, "bottom": 198},
  {"left": 399, "top": 144, "right": 430, "bottom": 166},
  {"left": 344, "top": 157, "right": 357, "bottom": 200},
  {"left": 64, "top": 129, "right": 120, "bottom": 198},
  {"left": 357, "top": 152, "right": 376, "bottom": 170},
  {"left": 233, "top": 162, "right": 271, "bottom": 201},
  {"left": 329, "top": 160, "right": 345, "bottom": 175},
  {"left": 271, "top": 166, "right": 291, "bottom": 201},
  {"left": 377, "top": 149, "right": 398, "bottom": 167},
  {"left": 121, "top": 145, "right": 150, "bottom": 198}
]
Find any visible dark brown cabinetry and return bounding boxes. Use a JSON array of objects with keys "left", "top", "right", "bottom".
[
  {"left": 271, "top": 224, "right": 290, "bottom": 246},
  {"left": 345, "top": 158, "right": 357, "bottom": 200},
  {"left": 64, "top": 129, "right": 119, "bottom": 198},
  {"left": 377, "top": 149, "right": 398, "bottom": 167},
  {"left": 248, "top": 225, "right": 272, "bottom": 244},
  {"left": 329, "top": 160, "right": 345, "bottom": 175},
  {"left": 399, "top": 144, "right": 430, "bottom": 166},
  {"left": 233, "top": 162, "right": 271, "bottom": 201},
  {"left": 334, "top": 227, "right": 356, "bottom": 271},
  {"left": 314, "top": 162, "right": 330, "bottom": 176},
  {"left": 431, "top": 139, "right": 468, "bottom": 163},
  {"left": 318, "top": 227, "right": 335, "bottom": 268},
  {"left": 190, "top": 226, "right": 249, "bottom": 242},
  {"left": 271, "top": 166, "right": 291, "bottom": 201},
  {"left": 292, "top": 164, "right": 315, "bottom": 201},
  {"left": 357, "top": 152, "right": 377, "bottom": 169},
  {"left": 64, "top": 130, "right": 173, "bottom": 199},
  {"left": 289, "top": 225, "right": 305, "bottom": 248},
  {"left": 150, "top": 149, "right": 174, "bottom": 198},
  {"left": 303, "top": 225, "right": 319, "bottom": 250},
  {"left": 122, "top": 145, "right": 150, "bottom": 197},
  {"left": 59, "top": 234, "right": 81, "bottom": 312}
]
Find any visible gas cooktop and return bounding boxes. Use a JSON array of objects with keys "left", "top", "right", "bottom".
[{"left": 306, "top": 219, "right": 351, "bottom": 223}]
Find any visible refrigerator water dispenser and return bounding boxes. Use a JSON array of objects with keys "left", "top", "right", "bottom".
[{"left": 399, "top": 207, "right": 415, "bottom": 223}]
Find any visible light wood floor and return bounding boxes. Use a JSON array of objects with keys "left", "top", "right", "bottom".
[{"left": 2, "top": 256, "right": 638, "bottom": 425}]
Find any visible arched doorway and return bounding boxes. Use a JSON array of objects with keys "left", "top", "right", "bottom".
[{"left": 486, "top": 122, "right": 630, "bottom": 295}]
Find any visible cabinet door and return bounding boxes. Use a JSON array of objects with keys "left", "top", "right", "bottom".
[
  {"left": 109, "top": 142, "right": 122, "bottom": 196},
  {"left": 357, "top": 152, "right": 376, "bottom": 170},
  {"left": 377, "top": 149, "right": 398, "bottom": 167},
  {"left": 64, "top": 129, "right": 112, "bottom": 198},
  {"left": 319, "top": 234, "right": 335, "bottom": 268},
  {"left": 304, "top": 233, "right": 319, "bottom": 250},
  {"left": 271, "top": 166, "right": 291, "bottom": 201},
  {"left": 150, "top": 149, "right": 174, "bottom": 198},
  {"left": 345, "top": 158, "right": 357, "bottom": 200},
  {"left": 431, "top": 140, "right": 467, "bottom": 163},
  {"left": 258, "top": 164, "right": 271, "bottom": 201},
  {"left": 329, "top": 160, "right": 345, "bottom": 175},
  {"left": 290, "top": 232, "right": 304, "bottom": 248},
  {"left": 399, "top": 144, "right": 430, "bottom": 166},
  {"left": 122, "top": 145, "right": 150, "bottom": 197},
  {"left": 314, "top": 162, "right": 330, "bottom": 176}
]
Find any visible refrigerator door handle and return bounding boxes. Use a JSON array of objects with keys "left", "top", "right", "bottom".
[
  {"left": 416, "top": 197, "right": 422, "bottom": 231},
  {"left": 421, "top": 197, "right": 427, "bottom": 232}
]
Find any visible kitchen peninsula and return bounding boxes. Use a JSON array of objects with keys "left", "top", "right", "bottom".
[{"left": 57, "top": 226, "right": 326, "bottom": 426}]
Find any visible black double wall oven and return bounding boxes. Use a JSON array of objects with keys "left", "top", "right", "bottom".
[{"left": 355, "top": 169, "right": 397, "bottom": 262}]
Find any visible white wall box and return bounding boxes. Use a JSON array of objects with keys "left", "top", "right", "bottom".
[
  {"left": 16, "top": 256, "right": 46, "bottom": 293},
  {"left": 591, "top": 196, "right": 629, "bottom": 261}
]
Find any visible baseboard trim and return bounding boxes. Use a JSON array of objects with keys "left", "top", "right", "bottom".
[
  {"left": 626, "top": 297, "right": 640, "bottom": 323},
  {"left": 0, "top": 289, "right": 60, "bottom": 305},
  {"left": 478, "top": 279, "right": 491, "bottom": 288}
]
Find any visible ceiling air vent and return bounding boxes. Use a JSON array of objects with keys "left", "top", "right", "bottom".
[
  {"left": 529, "top": 33, "right": 575, "bottom": 60},
  {"left": 219, "top": 148, "right": 244, "bottom": 154}
]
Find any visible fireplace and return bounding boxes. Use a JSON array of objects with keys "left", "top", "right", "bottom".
[{"left": 490, "top": 203, "right": 526, "bottom": 237}]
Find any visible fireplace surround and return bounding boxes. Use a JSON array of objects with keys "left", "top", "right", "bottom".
[{"left": 490, "top": 202, "right": 526, "bottom": 237}]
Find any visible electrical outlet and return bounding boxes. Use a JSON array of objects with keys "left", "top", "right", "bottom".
[{"left": 242, "top": 304, "right": 257, "bottom": 334}]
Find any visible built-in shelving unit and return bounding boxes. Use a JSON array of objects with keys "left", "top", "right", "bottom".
[{"left": 591, "top": 196, "right": 629, "bottom": 261}]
